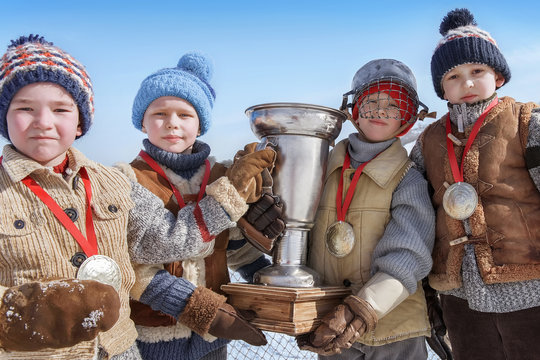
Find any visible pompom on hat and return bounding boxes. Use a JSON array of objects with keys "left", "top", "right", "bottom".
[
  {"left": 132, "top": 51, "right": 215, "bottom": 136},
  {"left": 431, "top": 8, "right": 511, "bottom": 99},
  {"left": 0, "top": 34, "right": 94, "bottom": 140}
]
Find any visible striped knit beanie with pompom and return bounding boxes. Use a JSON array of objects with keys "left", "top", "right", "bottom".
[
  {"left": 0, "top": 34, "right": 94, "bottom": 140},
  {"left": 431, "top": 8, "right": 511, "bottom": 99}
]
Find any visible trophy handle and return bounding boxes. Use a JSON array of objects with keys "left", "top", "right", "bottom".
[{"left": 256, "top": 138, "right": 276, "bottom": 196}]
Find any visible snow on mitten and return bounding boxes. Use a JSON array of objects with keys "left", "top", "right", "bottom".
[{"left": 0, "top": 279, "right": 120, "bottom": 351}]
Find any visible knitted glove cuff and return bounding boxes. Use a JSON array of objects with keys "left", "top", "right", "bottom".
[{"left": 178, "top": 286, "right": 226, "bottom": 336}]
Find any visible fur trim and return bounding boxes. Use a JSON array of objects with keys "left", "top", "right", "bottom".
[
  {"left": 182, "top": 258, "right": 206, "bottom": 286},
  {"left": 205, "top": 176, "right": 248, "bottom": 221},
  {"left": 178, "top": 287, "right": 225, "bottom": 336},
  {"left": 130, "top": 264, "right": 163, "bottom": 300},
  {"left": 114, "top": 162, "right": 137, "bottom": 182},
  {"left": 518, "top": 101, "right": 539, "bottom": 151},
  {"left": 429, "top": 241, "right": 466, "bottom": 291},
  {"left": 135, "top": 323, "right": 218, "bottom": 343},
  {"left": 228, "top": 226, "right": 243, "bottom": 240},
  {"left": 0, "top": 286, "right": 7, "bottom": 302},
  {"left": 163, "top": 156, "right": 218, "bottom": 195}
]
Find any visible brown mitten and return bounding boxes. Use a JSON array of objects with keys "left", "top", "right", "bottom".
[
  {"left": 178, "top": 287, "right": 267, "bottom": 346},
  {"left": 237, "top": 193, "right": 285, "bottom": 254},
  {"left": 297, "top": 295, "right": 377, "bottom": 355},
  {"left": 0, "top": 279, "right": 120, "bottom": 351},
  {"left": 226, "top": 143, "right": 276, "bottom": 203}
]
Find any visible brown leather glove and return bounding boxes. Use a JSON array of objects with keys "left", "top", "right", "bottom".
[
  {"left": 208, "top": 302, "right": 267, "bottom": 346},
  {"left": 237, "top": 193, "right": 285, "bottom": 254},
  {"left": 297, "top": 295, "right": 377, "bottom": 356},
  {"left": 423, "top": 278, "right": 453, "bottom": 360},
  {"left": 0, "top": 279, "right": 120, "bottom": 351},
  {"left": 178, "top": 286, "right": 267, "bottom": 346},
  {"left": 226, "top": 143, "right": 276, "bottom": 203}
]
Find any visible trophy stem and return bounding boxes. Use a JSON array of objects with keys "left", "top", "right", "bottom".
[{"left": 253, "top": 229, "right": 321, "bottom": 288}]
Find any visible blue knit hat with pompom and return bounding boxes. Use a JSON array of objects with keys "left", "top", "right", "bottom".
[
  {"left": 132, "top": 51, "right": 215, "bottom": 136},
  {"left": 431, "top": 8, "right": 511, "bottom": 99}
]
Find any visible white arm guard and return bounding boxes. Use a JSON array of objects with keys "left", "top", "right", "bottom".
[{"left": 356, "top": 272, "right": 410, "bottom": 319}]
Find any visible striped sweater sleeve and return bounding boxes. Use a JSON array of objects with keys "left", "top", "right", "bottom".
[
  {"left": 127, "top": 181, "right": 236, "bottom": 264},
  {"left": 370, "top": 168, "right": 435, "bottom": 294}
]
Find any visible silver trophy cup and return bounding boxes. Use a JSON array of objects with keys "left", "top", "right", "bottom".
[{"left": 246, "top": 103, "right": 345, "bottom": 287}]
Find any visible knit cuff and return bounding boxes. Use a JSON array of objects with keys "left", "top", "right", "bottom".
[
  {"left": 206, "top": 176, "right": 248, "bottom": 221},
  {"left": 139, "top": 270, "right": 197, "bottom": 318},
  {"left": 178, "top": 287, "right": 226, "bottom": 336}
]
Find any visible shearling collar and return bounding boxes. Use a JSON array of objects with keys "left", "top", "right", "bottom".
[{"left": 1, "top": 145, "right": 99, "bottom": 183}]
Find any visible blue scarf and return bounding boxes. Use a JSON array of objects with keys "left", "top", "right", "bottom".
[{"left": 142, "top": 139, "right": 211, "bottom": 179}]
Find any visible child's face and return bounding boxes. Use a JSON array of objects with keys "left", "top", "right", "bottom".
[
  {"left": 442, "top": 63, "right": 505, "bottom": 104},
  {"left": 355, "top": 92, "right": 402, "bottom": 142},
  {"left": 142, "top": 96, "right": 200, "bottom": 154},
  {"left": 7, "top": 82, "right": 81, "bottom": 167}
]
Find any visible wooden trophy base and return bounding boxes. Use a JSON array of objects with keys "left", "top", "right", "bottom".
[{"left": 221, "top": 283, "right": 351, "bottom": 335}]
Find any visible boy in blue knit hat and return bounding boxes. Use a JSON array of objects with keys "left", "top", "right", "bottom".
[
  {"left": 0, "top": 35, "right": 275, "bottom": 360},
  {"left": 121, "top": 52, "right": 284, "bottom": 360},
  {"left": 411, "top": 8, "right": 540, "bottom": 360}
]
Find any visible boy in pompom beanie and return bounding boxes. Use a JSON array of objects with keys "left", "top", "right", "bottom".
[
  {"left": 411, "top": 8, "right": 540, "bottom": 360},
  {"left": 297, "top": 58, "right": 435, "bottom": 359},
  {"left": 119, "top": 52, "right": 285, "bottom": 360}
]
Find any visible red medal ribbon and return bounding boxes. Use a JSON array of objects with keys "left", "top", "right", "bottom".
[
  {"left": 139, "top": 150, "right": 210, "bottom": 208},
  {"left": 445, "top": 98, "right": 499, "bottom": 183},
  {"left": 23, "top": 167, "right": 98, "bottom": 257},
  {"left": 336, "top": 152, "right": 372, "bottom": 222},
  {"left": 139, "top": 150, "right": 214, "bottom": 243},
  {"left": 0, "top": 157, "right": 98, "bottom": 256}
]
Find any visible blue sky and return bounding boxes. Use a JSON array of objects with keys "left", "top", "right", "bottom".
[{"left": 1, "top": 0, "right": 539, "bottom": 164}]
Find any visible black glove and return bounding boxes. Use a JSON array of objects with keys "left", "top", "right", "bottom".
[
  {"left": 246, "top": 193, "right": 285, "bottom": 239},
  {"left": 423, "top": 278, "right": 453, "bottom": 360},
  {"left": 237, "top": 193, "right": 285, "bottom": 254}
]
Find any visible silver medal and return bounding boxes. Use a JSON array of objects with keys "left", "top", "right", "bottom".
[
  {"left": 325, "top": 221, "right": 356, "bottom": 258},
  {"left": 77, "top": 255, "right": 122, "bottom": 292},
  {"left": 443, "top": 182, "right": 478, "bottom": 220}
]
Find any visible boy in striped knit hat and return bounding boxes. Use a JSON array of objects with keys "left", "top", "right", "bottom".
[
  {"left": 410, "top": 8, "right": 540, "bottom": 360},
  {"left": 121, "top": 51, "right": 285, "bottom": 360},
  {"left": 0, "top": 35, "right": 274, "bottom": 360}
]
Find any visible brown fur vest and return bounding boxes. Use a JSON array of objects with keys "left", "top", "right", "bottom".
[{"left": 422, "top": 97, "right": 540, "bottom": 291}]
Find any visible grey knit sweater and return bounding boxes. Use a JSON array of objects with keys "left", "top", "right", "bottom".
[{"left": 410, "top": 95, "right": 540, "bottom": 313}]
